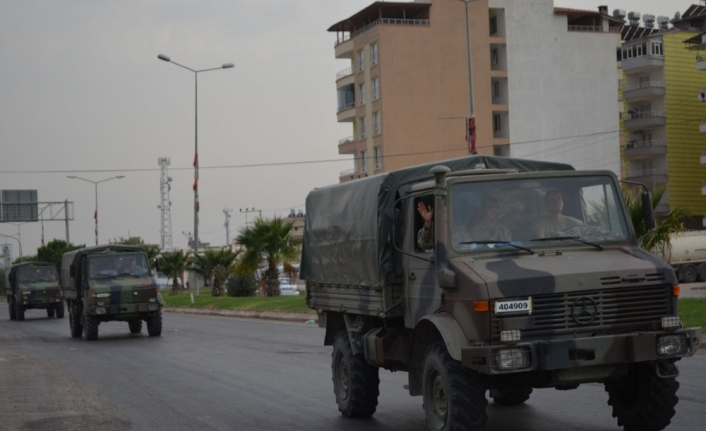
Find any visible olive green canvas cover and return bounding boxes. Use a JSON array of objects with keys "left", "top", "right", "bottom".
[{"left": 300, "top": 156, "right": 574, "bottom": 287}]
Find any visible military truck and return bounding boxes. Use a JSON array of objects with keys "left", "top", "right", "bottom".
[
  {"left": 5, "top": 262, "right": 64, "bottom": 321},
  {"left": 61, "top": 245, "right": 162, "bottom": 340},
  {"left": 301, "top": 156, "right": 701, "bottom": 431}
]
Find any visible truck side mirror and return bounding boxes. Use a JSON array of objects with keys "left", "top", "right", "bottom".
[
  {"left": 69, "top": 264, "right": 76, "bottom": 277},
  {"left": 641, "top": 191, "right": 655, "bottom": 231}
]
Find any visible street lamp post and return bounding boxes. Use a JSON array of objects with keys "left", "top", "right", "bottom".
[
  {"left": 67, "top": 176, "right": 124, "bottom": 245},
  {"left": 157, "top": 54, "right": 234, "bottom": 296},
  {"left": 460, "top": 0, "right": 477, "bottom": 155},
  {"left": 0, "top": 233, "right": 22, "bottom": 259}
]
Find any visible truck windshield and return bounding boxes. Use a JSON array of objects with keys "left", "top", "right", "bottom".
[
  {"left": 449, "top": 175, "right": 629, "bottom": 252},
  {"left": 88, "top": 254, "right": 150, "bottom": 279},
  {"left": 18, "top": 267, "right": 58, "bottom": 282}
]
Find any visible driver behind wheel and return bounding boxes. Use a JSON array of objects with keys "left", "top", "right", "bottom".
[{"left": 532, "top": 189, "right": 583, "bottom": 238}]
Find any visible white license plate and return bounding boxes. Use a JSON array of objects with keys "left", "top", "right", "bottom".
[{"left": 495, "top": 298, "right": 532, "bottom": 314}]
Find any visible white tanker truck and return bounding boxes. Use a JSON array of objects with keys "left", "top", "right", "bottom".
[{"left": 661, "top": 231, "right": 706, "bottom": 283}]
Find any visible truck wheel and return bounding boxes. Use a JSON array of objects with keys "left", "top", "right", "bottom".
[
  {"left": 47, "top": 307, "right": 56, "bottom": 318},
  {"left": 129, "top": 319, "right": 143, "bottom": 334},
  {"left": 56, "top": 303, "right": 65, "bottom": 319},
  {"left": 147, "top": 312, "right": 162, "bottom": 337},
  {"left": 69, "top": 303, "right": 83, "bottom": 338},
  {"left": 331, "top": 330, "right": 379, "bottom": 418},
  {"left": 490, "top": 387, "right": 533, "bottom": 405},
  {"left": 15, "top": 302, "right": 25, "bottom": 321},
  {"left": 9, "top": 297, "right": 17, "bottom": 320},
  {"left": 605, "top": 361, "right": 679, "bottom": 431},
  {"left": 697, "top": 263, "right": 706, "bottom": 282},
  {"left": 680, "top": 265, "right": 698, "bottom": 283},
  {"left": 83, "top": 314, "right": 99, "bottom": 341},
  {"left": 422, "top": 342, "right": 487, "bottom": 431}
]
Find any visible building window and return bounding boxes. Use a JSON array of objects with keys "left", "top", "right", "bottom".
[
  {"left": 492, "top": 81, "right": 500, "bottom": 100},
  {"left": 372, "top": 78, "right": 379, "bottom": 100},
  {"left": 375, "top": 147, "right": 382, "bottom": 169},
  {"left": 639, "top": 75, "right": 650, "bottom": 88},
  {"left": 618, "top": 79, "right": 622, "bottom": 89},
  {"left": 491, "top": 48, "right": 499, "bottom": 65},
  {"left": 493, "top": 114, "right": 501, "bottom": 131},
  {"left": 652, "top": 41, "right": 663, "bottom": 55},
  {"left": 493, "top": 146, "right": 502, "bottom": 156},
  {"left": 371, "top": 43, "right": 378, "bottom": 65},
  {"left": 361, "top": 150, "right": 368, "bottom": 172},
  {"left": 359, "top": 117, "right": 367, "bottom": 139},
  {"left": 358, "top": 50, "right": 365, "bottom": 71},
  {"left": 359, "top": 83, "right": 365, "bottom": 105},
  {"left": 489, "top": 16, "right": 497, "bottom": 35},
  {"left": 374, "top": 111, "right": 381, "bottom": 135}
]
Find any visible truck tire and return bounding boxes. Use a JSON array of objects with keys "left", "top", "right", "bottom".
[
  {"left": 605, "top": 361, "right": 679, "bottom": 431},
  {"left": 56, "top": 303, "right": 65, "bottom": 319},
  {"left": 697, "top": 263, "right": 706, "bottom": 282},
  {"left": 9, "top": 297, "right": 17, "bottom": 320},
  {"left": 83, "top": 314, "right": 99, "bottom": 341},
  {"left": 129, "top": 319, "right": 143, "bottom": 334},
  {"left": 147, "top": 312, "right": 162, "bottom": 337},
  {"left": 69, "top": 303, "right": 83, "bottom": 338},
  {"left": 47, "top": 307, "right": 55, "bottom": 318},
  {"left": 680, "top": 265, "right": 698, "bottom": 283},
  {"left": 490, "top": 387, "right": 533, "bottom": 405},
  {"left": 422, "top": 342, "right": 487, "bottom": 431},
  {"left": 331, "top": 330, "right": 379, "bottom": 418},
  {"left": 15, "top": 302, "right": 25, "bottom": 321}
]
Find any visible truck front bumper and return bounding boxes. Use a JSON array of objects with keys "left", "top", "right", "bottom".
[
  {"left": 461, "top": 328, "right": 701, "bottom": 375},
  {"left": 87, "top": 302, "right": 160, "bottom": 316}
]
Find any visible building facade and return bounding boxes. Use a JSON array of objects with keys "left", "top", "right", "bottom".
[{"left": 330, "top": 0, "right": 622, "bottom": 182}]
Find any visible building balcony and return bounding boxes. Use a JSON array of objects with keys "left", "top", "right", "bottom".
[
  {"left": 338, "top": 136, "right": 356, "bottom": 155},
  {"left": 337, "top": 102, "right": 355, "bottom": 122},
  {"left": 336, "top": 67, "right": 353, "bottom": 81},
  {"left": 335, "top": 37, "right": 354, "bottom": 59},
  {"left": 340, "top": 168, "right": 356, "bottom": 177},
  {"left": 623, "top": 111, "right": 666, "bottom": 130},
  {"left": 623, "top": 81, "right": 665, "bottom": 100},
  {"left": 622, "top": 55, "right": 664, "bottom": 72},
  {"left": 625, "top": 140, "right": 667, "bottom": 159},
  {"left": 625, "top": 169, "right": 668, "bottom": 185}
]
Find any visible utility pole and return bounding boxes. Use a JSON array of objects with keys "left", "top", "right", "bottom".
[
  {"left": 158, "top": 157, "right": 174, "bottom": 250},
  {"left": 223, "top": 208, "right": 233, "bottom": 246},
  {"left": 239, "top": 207, "right": 260, "bottom": 227}
]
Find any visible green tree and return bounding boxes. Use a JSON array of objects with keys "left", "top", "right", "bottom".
[
  {"left": 36, "top": 239, "right": 84, "bottom": 270},
  {"left": 110, "top": 236, "right": 145, "bottom": 245},
  {"left": 189, "top": 247, "right": 239, "bottom": 297},
  {"left": 158, "top": 250, "right": 191, "bottom": 295},
  {"left": 13, "top": 255, "right": 37, "bottom": 264},
  {"left": 0, "top": 269, "right": 5, "bottom": 291},
  {"left": 236, "top": 217, "right": 298, "bottom": 297},
  {"left": 623, "top": 185, "right": 690, "bottom": 254},
  {"left": 110, "top": 236, "right": 160, "bottom": 269}
]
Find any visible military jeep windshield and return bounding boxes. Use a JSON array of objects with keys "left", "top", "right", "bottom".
[
  {"left": 18, "top": 267, "right": 58, "bottom": 282},
  {"left": 450, "top": 175, "right": 629, "bottom": 252},
  {"left": 87, "top": 254, "right": 149, "bottom": 279}
]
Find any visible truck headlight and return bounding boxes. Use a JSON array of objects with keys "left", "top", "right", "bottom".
[
  {"left": 494, "top": 347, "right": 531, "bottom": 370},
  {"left": 661, "top": 316, "right": 682, "bottom": 331},
  {"left": 657, "top": 334, "right": 688, "bottom": 356},
  {"left": 95, "top": 307, "right": 107, "bottom": 315},
  {"left": 148, "top": 303, "right": 159, "bottom": 311}
]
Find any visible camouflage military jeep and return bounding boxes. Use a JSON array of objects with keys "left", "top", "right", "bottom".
[
  {"left": 61, "top": 245, "right": 162, "bottom": 340},
  {"left": 5, "top": 262, "right": 64, "bottom": 321}
]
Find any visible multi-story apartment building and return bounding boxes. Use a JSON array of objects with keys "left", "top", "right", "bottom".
[
  {"left": 330, "top": 0, "right": 622, "bottom": 182},
  {"left": 621, "top": 5, "right": 706, "bottom": 226}
]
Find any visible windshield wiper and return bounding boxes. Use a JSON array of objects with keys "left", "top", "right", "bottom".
[
  {"left": 529, "top": 236, "right": 603, "bottom": 250},
  {"left": 459, "top": 241, "right": 535, "bottom": 254}
]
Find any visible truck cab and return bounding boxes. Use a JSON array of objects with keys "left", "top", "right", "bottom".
[{"left": 5, "top": 262, "right": 63, "bottom": 321}]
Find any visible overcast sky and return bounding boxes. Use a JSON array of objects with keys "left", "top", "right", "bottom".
[{"left": 0, "top": 0, "right": 698, "bottom": 258}]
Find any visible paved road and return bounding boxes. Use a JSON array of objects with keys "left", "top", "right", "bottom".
[{"left": 1, "top": 307, "right": 705, "bottom": 431}]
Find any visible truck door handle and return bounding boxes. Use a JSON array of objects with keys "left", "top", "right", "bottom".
[{"left": 409, "top": 272, "right": 416, "bottom": 281}]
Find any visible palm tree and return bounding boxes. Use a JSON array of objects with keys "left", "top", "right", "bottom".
[
  {"left": 236, "top": 217, "right": 299, "bottom": 297},
  {"left": 158, "top": 250, "right": 191, "bottom": 295},
  {"left": 141, "top": 245, "right": 161, "bottom": 270},
  {"left": 623, "top": 184, "right": 690, "bottom": 254},
  {"left": 190, "top": 247, "right": 239, "bottom": 296}
]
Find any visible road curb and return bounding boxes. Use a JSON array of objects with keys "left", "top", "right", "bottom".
[{"left": 164, "top": 307, "right": 317, "bottom": 324}]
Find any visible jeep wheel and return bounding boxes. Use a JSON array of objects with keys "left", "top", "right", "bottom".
[
  {"left": 146, "top": 312, "right": 162, "bottom": 337},
  {"left": 47, "top": 307, "right": 55, "bottom": 318},
  {"left": 83, "top": 314, "right": 99, "bottom": 341},
  {"left": 56, "top": 303, "right": 65, "bottom": 319},
  {"left": 69, "top": 303, "right": 83, "bottom": 337},
  {"left": 490, "top": 387, "right": 533, "bottom": 405},
  {"left": 15, "top": 301, "right": 25, "bottom": 321},
  {"left": 9, "top": 297, "right": 17, "bottom": 320},
  {"left": 422, "top": 342, "right": 487, "bottom": 431},
  {"left": 129, "top": 319, "right": 143, "bottom": 334},
  {"left": 331, "top": 330, "right": 379, "bottom": 418},
  {"left": 605, "top": 361, "right": 679, "bottom": 431},
  {"left": 680, "top": 265, "right": 698, "bottom": 284}
]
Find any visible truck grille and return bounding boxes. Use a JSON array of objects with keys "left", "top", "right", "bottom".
[{"left": 490, "top": 285, "right": 671, "bottom": 341}]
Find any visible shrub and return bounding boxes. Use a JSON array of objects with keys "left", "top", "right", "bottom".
[{"left": 226, "top": 273, "right": 258, "bottom": 297}]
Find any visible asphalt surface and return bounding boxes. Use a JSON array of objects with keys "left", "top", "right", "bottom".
[{"left": 1, "top": 306, "right": 705, "bottom": 431}]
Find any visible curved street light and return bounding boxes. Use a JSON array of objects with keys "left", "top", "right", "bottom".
[
  {"left": 157, "top": 53, "right": 234, "bottom": 295},
  {"left": 67, "top": 175, "right": 125, "bottom": 245}
]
